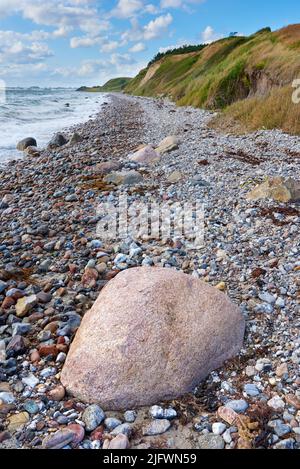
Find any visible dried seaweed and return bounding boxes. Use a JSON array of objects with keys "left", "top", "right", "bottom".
[
  {"left": 224, "top": 149, "right": 261, "bottom": 166},
  {"left": 259, "top": 206, "right": 299, "bottom": 226},
  {"left": 0, "top": 266, "right": 39, "bottom": 285}
]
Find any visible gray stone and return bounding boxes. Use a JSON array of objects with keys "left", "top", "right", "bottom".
[
  {"left": 212, "top": 422, "right": 226, "bottom": 435},
  {"left": 0, "top": 392, "right": 15, "bottom": 404},
  {"left": 110, "top": 423, "right": 132, "bottom": 437},
  {"left": 197, "top": 434, "right": 225, "bottom": 449},
  {"left": 124, "top": 410, "right": 137, "bottom": 423},
  {"left": 48, "top": 133, "right": 68, "bottom": 148},
  {"left": 244, "top": 384, "right": 261, "bottom": 397},
  {"left": 17, "top": 138, "right": 37, "bottom": 151},
  {"left": 143, "top": 419, "right": 171, "bottom": 436},
  {"left": 82, "top": 405, "right": 105, "bottom": 432},
  {"left": 268, "top": 419, "right": 291, "bottom": 437},
  {"left": 22, "top": 374, "right": 39, "bottom": 388},
  {"left": 0, "top": 281, "right": 7, "bottom": 294},
  {"left": 273, "top": 438, "right": 294, "bottom": 449},
  {"left": 149, "top": 405, "right": 177, "bottom": 420},
  {"left": 225, "top": 399, "right": 248, "bottom": 413},
  {"left": 104, "top": 418, "right": 122, "bottom": 431}
]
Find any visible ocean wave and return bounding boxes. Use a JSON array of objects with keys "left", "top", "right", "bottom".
[{"left": 0, "top": 88, "right": 105, "bottom": 162}]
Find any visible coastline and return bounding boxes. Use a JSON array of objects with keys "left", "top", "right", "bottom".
[{"left": 0, "top": 94, "right": 299, "bottom": 449}]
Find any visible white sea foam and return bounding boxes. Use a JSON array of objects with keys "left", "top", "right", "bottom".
[{"left": 0, "top": 88, "right": 107, "bottom": 162}]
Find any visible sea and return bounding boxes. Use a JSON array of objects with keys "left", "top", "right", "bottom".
[{"left": 0, "top": 87, "right": 106, "bottom": 163}]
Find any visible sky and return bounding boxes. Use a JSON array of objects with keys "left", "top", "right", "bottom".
[{"left": 0, "top": 0, "right": 298, "bottom": 87}]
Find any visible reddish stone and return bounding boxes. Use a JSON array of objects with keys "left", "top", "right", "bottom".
[
  {"left": 285, "top": 394, "right": 300, "bottom": 410},
  {"left": 10, "top": 290, "right": 25, "bottom": 301},
  {"left": 1, "top": 297, "right": 15, "bottom": 310},
  {"left": 48, "top": 385, "right": 65, "bottom": 401},
  {"left": 39, "top": 345, "right": 58, "bottom": 357},
  {"left": 28, "top": 312, "right": 44, "bottom": 323},
  {"left": 217, "top": 406, "right": 239, "bottom": 425},
  {"left": 44, "top": 321, "right": 59, "bottom": 333},
  {"left": 30, "top": 350, "right": 41, "bottom": 363},
  {"left": 69, "top": 264, "right": 77, "bottom": 275},
  {"left": 57, "top": 337, "right": 66, "bottom": 345},
  {"left": 90, "top": 425, "right": 104, "bottom": 442},
  {"left": 81, "top": 268, "right": 98, "bottom": 288},
  {"left": 68, "top": 424, "right": 85, "bottom": 445},
  {"left": 54, "top": 287, "right": 66, "bottom": 297},
  {"left": 56, "top": 344, "right": 68, "bottom": 353},
  {"left": 36, "top": 420, "right": 45, "bottom": 431},
  {"left": 104, "top": 271, "right": 120, "bottom": 281},
  {"left": 47, "top": 420, "right": 60, "bottom": 428},
  {"left": 62, "top": 400, "right": 76, "bottom": 410}
]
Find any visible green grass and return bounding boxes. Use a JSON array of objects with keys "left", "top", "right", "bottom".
[
  {"left": 77, "top": 77, "right": 132, "bottom": 93},
  {"left": 124, "top": 23, "right": 300, "bottom": 135}
]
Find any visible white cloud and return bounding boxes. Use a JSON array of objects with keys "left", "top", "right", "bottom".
[
  {"left": 70, "top": 35, "right": 101, "bottom": 48},
  {"left": 143, "top": 13, "right": 173, "bottom": 40},
  {"left": 129, "top": 42, "right": 146, "bottom": 52},
  {"left": 0, "top": 1, "right": 110, "bottom": 37},
  {"left": 0, "top": 30, "right": 53, "bottom": 66},
  {"left": 100, "top": 41, "right": 120, "bottom": 53},
  {"left": 111, "top": 0, "right": 144, "bottom": 19},
  {"left": 160, "top": 0, "right": 205, "bottom": 9},
  {"left": 201, "top": 26, "right": 223, "bottom": 44}
]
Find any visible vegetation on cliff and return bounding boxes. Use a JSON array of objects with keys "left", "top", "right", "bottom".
[
  {"left": 125, "top": 24, "right": 300, "bottom": 135},
  {"left": 77, "top": 77, "right": 132, "bottom": 93}
]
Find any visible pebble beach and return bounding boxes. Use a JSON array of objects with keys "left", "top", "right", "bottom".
[{"left": 0, "top": 93, "right": 299, "bottom": 450}]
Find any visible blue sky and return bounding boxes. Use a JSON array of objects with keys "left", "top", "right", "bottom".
[{"left": 0, "top": 0, "right": 298, "bottom": 87}]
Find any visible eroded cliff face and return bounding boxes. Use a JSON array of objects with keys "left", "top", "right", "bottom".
[{"left": 125, "top": 24, "right": 300, "bottom": 133}]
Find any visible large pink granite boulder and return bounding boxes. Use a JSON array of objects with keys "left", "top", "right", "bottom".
[
  {"left": 61, "top": 267, "right": 245, "bottom": 410},
  {"left": 128, "top": 145, "right": 160, "bottom": 164}
]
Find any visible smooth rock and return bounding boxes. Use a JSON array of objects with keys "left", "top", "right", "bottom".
[
  {"left": 212, "top": 422, "right": 227, "bottom": 435},
  {"left": 103, "top": 434, "right": 130, "bottom": 449},
  {"left": 156, "top": 136, "right": 180, "bottom": 154},
  {"left": 149, "top": 405, "right": 177, "bottom": 420},
  {"left": 268, "top": 395, "right": 285, "bottom": 411},
  {"left": 268, "top": 419, "right": 291, "bottom": 437},
  {"left": 48, "top": 385, "right": 65, "bottom": 401},
  {"left": 0, "top": 281, "right": 7, "bottom": 294},
  {"left": 197, "top": 434, "right": 225, "bottom": 450},
  {"left": 142, "top": 419, "right": 171, "bottom": 436},
  {"left": 128, "top": 145, "right": 160, "bottom": 165},
  {"left": 225, "top": 400, "right": 248, "bottom": 413},
  {"left": 15, "top": 295, "right": 37, "bottom": 318},
  {"left": 0, "top": 392, "right": 15, "bottom": 404},
  {"left": 48, "top": 133, "right": 68, "bottom": 148},
  {"left": 61, "top": 267, "right": 245, "bottom": 410},
  {"left": 104, "top": 418, "right": 122, "bottom": 431},
  {"left": 67, "top": 424, "right": 85, "bottom": 445},
  {"left": 42, "top": 429, "right": 74, "bottom": 449},
  {"left": 7, "top": 412, "right": 29, "bottom": 432},
  {"left": 104, "top": 170, "right": 143, "bottom": 186},
  {"left": 82, "top": 405, "right": 105, "bottom": 432},
  {"left": 124, "top": 410, "right": 137, "bottom": 423},
  {"left": 167, "top": 171, "right": 183, "bottom": 183},
  {"left": 247, "top": 177, "right": 300, "bottom": 203},
  {"left": 110, "top": 423, "right": 132, "bottom": 437},
  {"left": 244, "top": 384, "right": 260, "bottom": 397},
  {"left": 17, "top": 138, "right": 37, "bottom": 151}
]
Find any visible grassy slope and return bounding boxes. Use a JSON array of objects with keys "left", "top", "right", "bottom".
[
  {"left": 125, "top": 25, "right": 300, "bottom": 135},
  {"left": 78, "top": 77, "right": 132, "bottom": 93}
]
